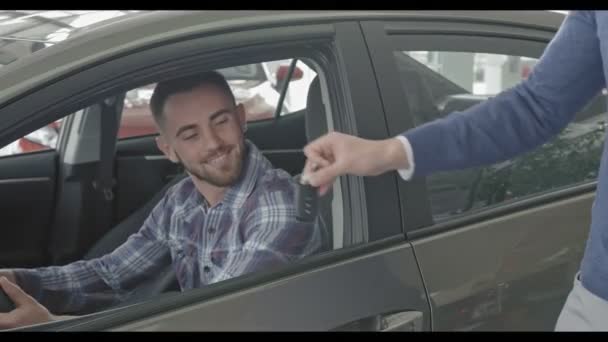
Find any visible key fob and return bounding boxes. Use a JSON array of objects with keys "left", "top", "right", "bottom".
[
  {"left": 295, "top": 175, "right": 319, "bottom": 223},
  {"left": 0, "top": 288, "right": 15, "bottom": 313}
]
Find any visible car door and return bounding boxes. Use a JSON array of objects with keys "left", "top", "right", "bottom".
[
  {"left": 362, "top": 11, "right": 605, "bottom": 330},
  {"left": 0, "top": 12, "right": 432, "bottom": 331}
]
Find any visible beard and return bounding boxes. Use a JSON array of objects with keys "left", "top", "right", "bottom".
[{"left": 176, "top": 141, "right": 245, "bottom": 187}]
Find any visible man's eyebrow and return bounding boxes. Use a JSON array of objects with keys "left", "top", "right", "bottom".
[{"left": 175, "top": 124, "right": 197, "bottom": 138}]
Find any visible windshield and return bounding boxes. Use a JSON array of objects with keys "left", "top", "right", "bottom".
[{"left": 0, "top": 11, "right": 142, "bottom": 67}]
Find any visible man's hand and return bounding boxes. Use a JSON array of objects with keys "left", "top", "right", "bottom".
[
  {"left": 302, "top": 132, "right": 409, "bottom": 196},
  {"left": 0, "top": 276, "right": 55, "bottom": 330}
]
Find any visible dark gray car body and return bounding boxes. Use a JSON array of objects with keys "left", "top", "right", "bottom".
[{"left": 0, "top": 10, "right": 596, "bottom": 331}]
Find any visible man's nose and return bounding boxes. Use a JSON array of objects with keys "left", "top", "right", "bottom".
[{"left": 201, "top": 127, "right": 221, "bottom": 152}]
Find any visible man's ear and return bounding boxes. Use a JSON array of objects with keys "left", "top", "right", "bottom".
[
  {"left": 236, "top": 103, "right": 247, "bottom": 133},
  {"left": 156, "top": 135, "right": 179, "bottom": 163}
]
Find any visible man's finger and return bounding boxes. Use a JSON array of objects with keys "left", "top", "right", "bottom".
[
  {"left": 302, "top": 157, "right": 330, "bottom": 184},
  {"left": 303, "top": 134, "right": 334, "bottom": 160},
  {"left": 303, "top": 146, "right": 328, "bottom": 164},
  {"left": 307, "top": 162, "right": 342, "bottom": 189},
  {"left": 0, "top": 277, "right": 32, "bottom": 307},
  {"left": 303, "top": 156, "right": 329, "bottom": 175}
]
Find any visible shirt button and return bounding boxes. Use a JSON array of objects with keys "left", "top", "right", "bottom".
[
  {"left": 209, "top": 227, "right": 216, "bottom": 234},
  {"left": 203, "top": 266, "right": 211, "bottom": 273}
]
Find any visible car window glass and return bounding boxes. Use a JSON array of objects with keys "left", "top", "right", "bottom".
[
  {"left": 395, "top": 51, "right": 606, "bottom": 222},
  {"left": 0, "top": 119, "right": 63, "bottom": 157},
  {"left": 119, "top": 59, "right": 318, "bottom": 140}
]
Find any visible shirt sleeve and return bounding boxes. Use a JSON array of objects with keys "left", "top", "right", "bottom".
[
  {"left": 12, "top": 194, "right": 173, "bottom": 315},
  {"left": 395, "top": 135, "right": 415, "bottom": 181}
]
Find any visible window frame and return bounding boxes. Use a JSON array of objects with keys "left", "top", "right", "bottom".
[{"left": 362, "top": 19, "right": 601, "bottom": 239}]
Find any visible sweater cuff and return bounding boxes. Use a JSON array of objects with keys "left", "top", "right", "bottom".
[{"left": 394, "top": 135, "right": 415, "bottom": 181}]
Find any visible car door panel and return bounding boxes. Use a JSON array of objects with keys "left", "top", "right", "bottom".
[
  {"left": 55, "top": 239, "right": 430, "bottom": 331},
  {"left": 115, "top": 245, "right": 428, "bottom": 331},
  {"left": 0, "top": 151, "right": 57, "bottom": 267},
  {"left": 411, "top": 191, "right": 592, "bottom": 330}
]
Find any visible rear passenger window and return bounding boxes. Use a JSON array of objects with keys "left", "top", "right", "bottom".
[
  {"left": 119, "top": 59, "right": 317, "bottom": 140},
  {"left": 395, "top": 51, "right": 606, "bottom": 222}
]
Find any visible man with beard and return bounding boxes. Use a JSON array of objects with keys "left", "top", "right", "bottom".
[{"left": 0, "top": 71, "right": 324, "bottom": 329}]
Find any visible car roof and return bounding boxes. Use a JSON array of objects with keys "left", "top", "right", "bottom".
[
  {"left": 0, "top": 10, "right": 565, "bottom": 103},
  {"left": 0, "top": 11, "right": 144, "bottom": 66}
]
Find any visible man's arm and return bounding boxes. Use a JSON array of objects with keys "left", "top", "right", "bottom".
[
  {"left": 211, "top": 177, "right": 323, "bottom": 283},
  {"left": 8, "top": 194, "right": 174, "bottom": 316},
  {"left": 403, "top": 11, "right": 605, "bottom": 178}
]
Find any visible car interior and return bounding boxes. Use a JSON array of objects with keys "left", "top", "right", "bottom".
[{"left": 0, "top": 57, "right": 339, "bottom": 315}]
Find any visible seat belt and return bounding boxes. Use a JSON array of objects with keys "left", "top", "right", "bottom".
[{"left": 92, "top": 97, "right": 120, "bottom": 234}]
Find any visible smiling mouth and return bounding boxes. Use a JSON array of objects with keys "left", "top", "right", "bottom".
[{"left": 205, "top": 149, "right": 231, "bottom": 166}]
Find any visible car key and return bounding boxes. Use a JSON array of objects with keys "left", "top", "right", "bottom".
[{"left": 295, "top": 173, "right": 319, "bottom": 223}]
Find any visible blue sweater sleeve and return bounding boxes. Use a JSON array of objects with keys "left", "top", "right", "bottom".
[{"left": 403, "top": 11, "right": 606, "bottom": 177}]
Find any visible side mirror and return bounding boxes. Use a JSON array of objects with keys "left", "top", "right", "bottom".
[{"left": 276, "top": 64, "right": 303, "bottom": 83}]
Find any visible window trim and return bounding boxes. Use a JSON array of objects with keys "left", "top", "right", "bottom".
[{"left": 408, "top": 182, "right": 597, "bottom": 240}]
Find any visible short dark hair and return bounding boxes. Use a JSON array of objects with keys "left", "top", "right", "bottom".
[{"left": 149, "top": 71, "right": 236, "bottom": 128}]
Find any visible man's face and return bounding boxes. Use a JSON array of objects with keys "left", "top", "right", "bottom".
[{"left": 156, "top": 84, "right": 247, "bottom": 187}]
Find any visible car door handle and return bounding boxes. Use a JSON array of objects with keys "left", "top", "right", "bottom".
[
  {"left": 333, "top": 310, "right": 423, "bottom": 331},
  {"left": 378, "top": 310, "right": 423, "bottom": 332}
]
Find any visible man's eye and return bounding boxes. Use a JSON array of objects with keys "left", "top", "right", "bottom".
[
  {"left": 216, "top": 118, "right": 228, "bottom": 125},
  {"left": 182, "top": 133, "right": 197, "bottom": 140}
]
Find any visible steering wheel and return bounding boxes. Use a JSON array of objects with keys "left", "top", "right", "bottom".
[{"left": 0, "top": 288, "right": 15, "bottom": 313}]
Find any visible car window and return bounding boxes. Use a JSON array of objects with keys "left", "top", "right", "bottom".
[
  {"left": 109, "top": 60, "right": 344, "bottom": 306},
  {"left": 119, "top": 59, "right": 317, "bottom": 140},
  {"left": 395, "top": 51, "right": 606, "bottom": 222},
  {"left": 0, "top": 119, "right": 63, "bottom": 157}
]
